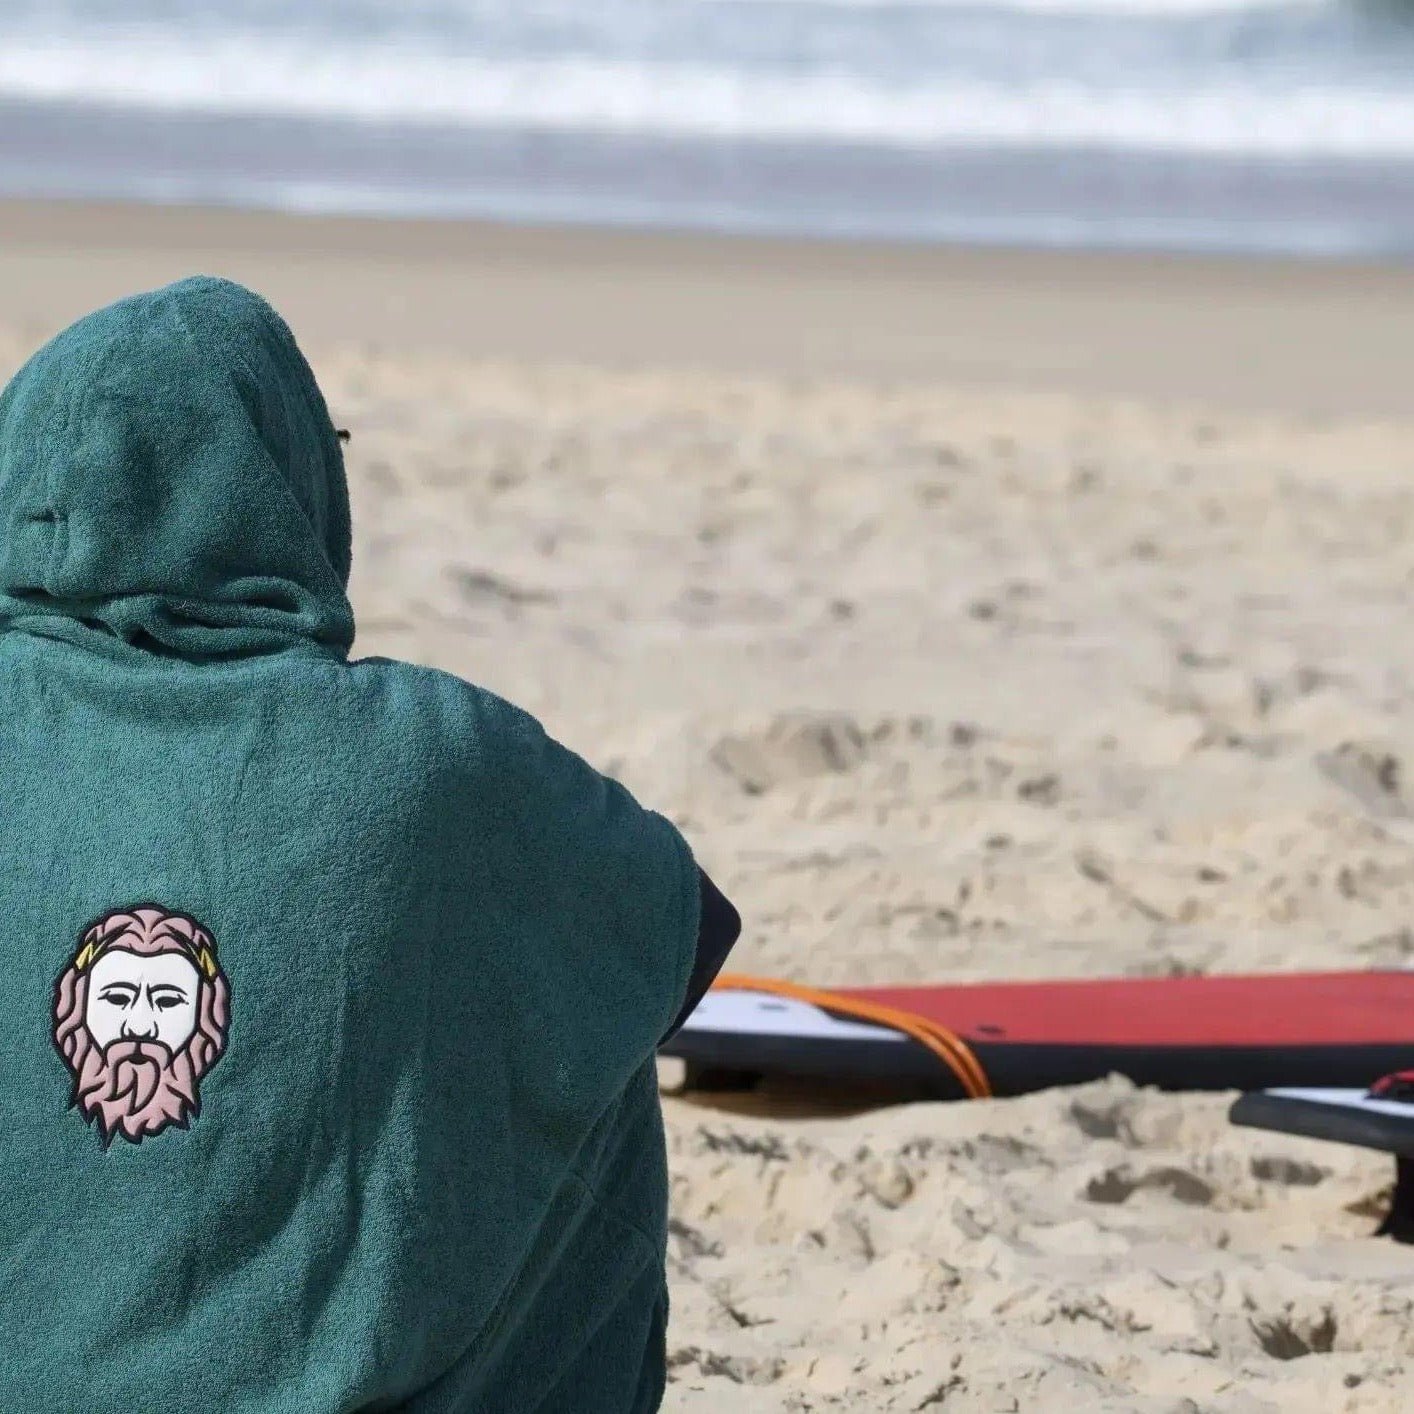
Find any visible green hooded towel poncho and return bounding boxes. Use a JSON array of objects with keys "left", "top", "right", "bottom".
[{"left": 0, "top": 277, "right": 700, "bottom": 1412}]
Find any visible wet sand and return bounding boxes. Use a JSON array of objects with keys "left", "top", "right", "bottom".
[{"left": 4, "top": 198, "right": 1414, "bottom": 416}]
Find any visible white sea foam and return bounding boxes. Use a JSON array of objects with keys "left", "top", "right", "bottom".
[{"left": 0, "top": 28, "right": 1411, "bottom": 159}]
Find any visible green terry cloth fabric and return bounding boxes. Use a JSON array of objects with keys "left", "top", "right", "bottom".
[{"left": 0, "top": 278, "right": 700, "bottom": 1413}]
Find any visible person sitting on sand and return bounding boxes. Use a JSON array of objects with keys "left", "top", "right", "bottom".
[{"left": 0, "top": 276, "right": 740, "bottom": 1412}]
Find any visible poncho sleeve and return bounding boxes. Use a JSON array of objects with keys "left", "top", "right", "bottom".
[{"left": 471, "top": 697, "right": 702, "bottom": 1126}]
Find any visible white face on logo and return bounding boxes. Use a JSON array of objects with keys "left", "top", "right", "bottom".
[{"left": 84, "top": 949, "right": 201, "bottom": 1052}]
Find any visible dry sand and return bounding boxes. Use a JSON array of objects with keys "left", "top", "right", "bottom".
[{"left": 6, "top": 201, "right": 1414, "bottom": 1410}]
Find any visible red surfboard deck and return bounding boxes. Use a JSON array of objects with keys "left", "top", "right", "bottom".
[
  {"left": 663, "top": 971, "right": 1414, "bottom": 1100},
  {"left": 848, "top": 971, "right": 1414, "bottom": 1048}
]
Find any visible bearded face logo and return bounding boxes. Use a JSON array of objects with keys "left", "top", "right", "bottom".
[{"left": 52, "top": 905, "right": 231, "bottom": 1147}]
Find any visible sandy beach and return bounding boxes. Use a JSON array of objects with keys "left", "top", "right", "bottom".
[{"left": 6, "top": 199, "right": 1414, "bottom": 1409}]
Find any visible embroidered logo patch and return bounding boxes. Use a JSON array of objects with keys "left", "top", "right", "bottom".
[{"left": 52, "top": 903, "right": 231, "bottom": 1147}]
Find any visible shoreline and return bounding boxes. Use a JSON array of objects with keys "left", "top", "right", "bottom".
[
  {"left": 4, "top": 197, "right": 1414, "bottom": 418},
  {"left": 9, "top": 92, "right": 1414, "bottom": 265}
]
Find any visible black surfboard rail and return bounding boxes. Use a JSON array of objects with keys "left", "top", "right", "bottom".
[{"left": 663, "top": 1024, "right": 1414, "bottom": 1102}]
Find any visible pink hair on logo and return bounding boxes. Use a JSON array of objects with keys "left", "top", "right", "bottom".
[{"left": 53, "top": 905, "right": 231, "bottom": 1146}]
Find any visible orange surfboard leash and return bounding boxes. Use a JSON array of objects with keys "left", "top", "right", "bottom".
[{"left": 709, "top": 973, "right": 993, "bottom": 1100}]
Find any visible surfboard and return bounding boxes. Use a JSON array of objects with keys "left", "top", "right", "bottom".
[
  {"left": 662, "top": 971, "right": 1414, "bottom": 1101},
  {"left": 1230, "top": 1082, "right": 1414, "bottom": 1240},
  {"left": 1231, "top": 1084, "right": 1414, "bottom": 1159}
]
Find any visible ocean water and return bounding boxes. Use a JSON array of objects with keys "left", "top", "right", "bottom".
[{"left": 1, "top": 0, "right": 1413, "bottom": 256}]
